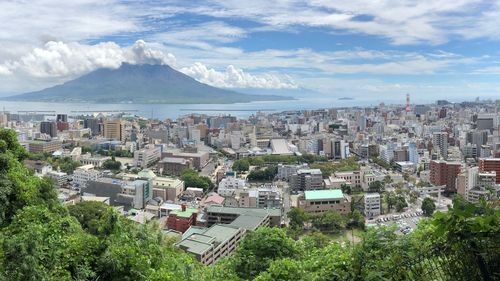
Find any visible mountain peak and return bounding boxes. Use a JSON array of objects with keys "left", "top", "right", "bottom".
[{"left": 5, "top": 64, "right": 290, "bottom": 104}]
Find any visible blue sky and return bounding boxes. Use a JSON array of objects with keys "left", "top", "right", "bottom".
[{"left": 0, "top": 0, "right": 500, "bottom": 102}]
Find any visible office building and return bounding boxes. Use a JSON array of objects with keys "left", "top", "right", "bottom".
[{"left": 40, "top": 121, "right": 57, "bottom": 138}]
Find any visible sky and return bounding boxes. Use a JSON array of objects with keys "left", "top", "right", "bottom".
[{"left": 1, "top": 0, "right": 500, "bottom": 102}]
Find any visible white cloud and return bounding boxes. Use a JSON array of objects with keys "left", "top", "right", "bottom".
[
  {"left": 0, "top": 40, "right": 176, "bottom": 78},
  {"left": 181, "top": 62, "right": 298, "bottom": 89},
  {"left": 0, "top": 40, "right": 297, "bottom": 92},
  {"left": 164, "top": 0, "right": 499, "bottom": 45}
]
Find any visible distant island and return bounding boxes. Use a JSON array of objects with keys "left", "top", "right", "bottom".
[
  {"left": 3, "top": 63, "right": 292, "bottom": 104},
  {"left": 338, "top": 97, "right": 355, "bottom": 100}
]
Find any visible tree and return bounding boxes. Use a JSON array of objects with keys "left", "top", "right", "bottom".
[
  {"left": 347, "top": 209, "right": 365, "bottom": 230},
  {"left": 385, "top": 192, "right": 397, "bottom": 212},
  {"left": 68, "top": 201, "right": 118, "bottom": 237},
  {"left": 395, "top": 195, "right": 408, "bottom": 212},
  {"left": 232, "top": 227, "right": 298, "bottom": 280},
  {"left": 232, "top": 159, "right": 250, "bottom": 172},
  {"left": 311, "top": 211, "right": 346, "bottom": 233},
  {"left": 340, "top": 183, "right": 352, "bottom": 195},
  {"left": 409, "top": 190, "right": 419, "bottom": 205},
  {"left": 421, "top": 197, "right": 436, "bottom": 217},
  {"left": 288, "top": 207, "right": 309, "bottom": 229},
  {"left": 102, "top": 159, "right": 122, "bottom": 170},
  {"left": 368, "top": 181, "right": 384, "bottom": 193},
  {"left": 181, "top": 169, "right": 214, "bottom": 192},
  {"left": 2, "top": 206, "right": 99, "bottom": 280},
  {"left": 384, "top": 174, "right": 393, "bottom": 185}
]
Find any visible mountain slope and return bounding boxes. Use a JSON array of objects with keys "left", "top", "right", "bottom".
[{"left": 5, "top": 63, "right": 291, "bottom": 104}]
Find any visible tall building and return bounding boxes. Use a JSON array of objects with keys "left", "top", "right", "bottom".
[
  {"left": 84, "top": 118, "right": 101, "bottom": 136},
  {"left": 40, "top": 121, "right": 57, "bottom": 138},
  {"left": 432, "top": 132, "right": 448, "bottom": 160},
  {"left": 289, "top": 169, "right": 323, "bottom": 191},
  {"left": 430, "top": 160, "right": 461, "bottom": 193},
  {"left": 103, "top": 119, "right": 123, "bottom": 140},
  {"left": 478, "top": 158, "right": 500, "bottom": 184},
  {"left": 56, "top": 114, "right": 68, "bottom": 123},
  {"left": 476, "top": 114, "right": 494, "bottom": 132}
]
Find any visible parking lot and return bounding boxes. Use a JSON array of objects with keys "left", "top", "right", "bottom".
[{"left": 370, "top": 211, "right": 423, "bottom": 235}]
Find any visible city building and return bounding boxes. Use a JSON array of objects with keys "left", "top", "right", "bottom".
[
  {"left": 478, "top": 158, "right": 500, "bottom": 184},
  {"left": 430, "top": 160, "right": 461, "bottom": 193},
  {"left": 158, "top": 157, "right": 193, "bottom": 176},
  {"left": 72, "top": 164, "right": 102, "bottom": 188},
  {"left": 134, "top": 146, "right": 161, "bottom": 168},
  {"left": 299, "top": 189, "right": 350, "bottom": 214},
  {"left": 103, "top": 119, "right": 123, "bottom": 140},
  {"left": 289, "top": 169, "right": 323, "bottom": 191},
  {"left": 364, "top": 193, "right": 381, "bottom": 218},
  {"left": 176, "top": 224, "right": 245, "bottom": 265}
]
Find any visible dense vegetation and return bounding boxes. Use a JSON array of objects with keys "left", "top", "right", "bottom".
[
  {"left": 181, "top": 168, "right": 214, "bottom": 192},
  {"left": 0, "top": 128, "right": 498, "bottom": 280},
  {"left": 0, "top": 129, "right": 206, "bottom": 280},
  {"left": 310, "top": 156, "right": 360, "bottom": 177},
  {"left": 27, "top": 152, "right": 82, "bottom": 174}
]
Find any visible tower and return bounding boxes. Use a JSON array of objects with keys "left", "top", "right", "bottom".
[{"left": 406, "top": 93, "right": 411, "bottom": 113}]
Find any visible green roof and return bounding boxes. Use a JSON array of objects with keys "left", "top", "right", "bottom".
[
  {"left": 170, "top": 208, "right": 198, "bottom": 218},
  {"left": 304, "top": 189, "right": 344, "bottom": 200}
]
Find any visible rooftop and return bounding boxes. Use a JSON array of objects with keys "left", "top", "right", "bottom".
[
  {"left": 305, "top": 189, "right": 344, "bottom": 200},
  {"left": 170, "top": 208, "right": 198, "bottom": 218}
]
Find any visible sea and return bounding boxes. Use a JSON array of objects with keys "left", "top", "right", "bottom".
[{"left": 0, "top": 97, "right": 401, "bottom": 119}]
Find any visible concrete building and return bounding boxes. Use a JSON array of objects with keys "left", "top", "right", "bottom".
[
  {"left": 478, "top": 158, "right": 500, "bottom": 183},
  {"left": 206, "top": 205, "right": 281, "bottom": 227},
  {"left": 158, "top": 157, "right": 192, "bottom": 176},
  {"left": 299, "top": 189, "right": 350, "bottom": 214},
  {"left": 84, "top": 178, "right": 152, "bottom": 209},
  {"left": 276, "top": 163, "right": 308, "bottom": 180},
  {"left": 134, "top": 146, "right": 161, "bottom": 168},
  {"left": 432, "top": 132, "right": 449, "bottom": 160},
  {"left": 103, "top": 119, "right": 123, "bottom": 140},
  {"left": 167, "top": 204, "right": 199, "bottom": 233},
  {"left": 176, "top": 224, "right": 245, "bottom": 265},
  {"left": 161, "top": 146, "right": 209, "bottom": 170},
  {"left": 151, "top": 176, "right": 185, "bottom": 201},
  {"left": 430, "top": 160, "right": 461, "bottom": 193},
  {"left": 80, "top": 154, "right": 111, "bottom": 168},
  {"left": 46, "top": 170, "right": 68, "bottom": 187},
  {"left": 40, "top": 121, "right": 57, "bottom": 138},
  {"left": 289, "top": 169, "right": 323, "bottom": 191},
  {"left": 27, "top": 140, "right": 62, "bottom": 153},
  {"left": 72, "top": 164, "right": 102, "bottom": 188},
  {"left": 364, "top": 193, "right": 381, "bottom": 218}
]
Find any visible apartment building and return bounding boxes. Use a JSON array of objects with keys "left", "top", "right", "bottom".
[
  {"left": 289, "top": 169, "right": 323, "bottom": 191},
  {"left": 364, "top": 193, "right": 381, "bottom": 218}
]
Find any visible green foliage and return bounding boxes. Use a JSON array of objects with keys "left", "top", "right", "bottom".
[
  {"left": 2, "top": 206, "right": 99, "bottom": 280},
  {"left": 53, "top": 157, "right": 82, "bottom": 174},
  {"left": 232, "top": 159, "right": 250, "bottom": 172},
  {"left": 181, "top": 169, "right": 214, "bottom": 192},
  {"left": 368, "top": 180, "right": 384, "bottom": 193},
  {"left": 371, "top": 157, "right": 392, "bottom": 170},
  {"left": 232, "top": 227, "right": 299, "bottom": 280},
  {"left": 102, "top": 159, "right": 122, "bottom": 170},
  {"left": 247, "top": 165, "right": 278, "bottom": 181},
  {"left": 340, "top": 183, "right": 352, "bottom": 195},
  {"left": 287, "top": 207, "right": 309, "bottom": 229},
  {"left": 68, "top": 201, "right": 118, "bottom": 237},
  {"left": 311, "top": 211, "right": 347, "bottom": 233},
  {"left": 421, "top": 197, "right": 436, "bottom": 217},
  {"left": 310, "top": 157, "right": 360, "bottom": 178}
]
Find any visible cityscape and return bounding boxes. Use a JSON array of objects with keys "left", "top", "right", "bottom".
[{"left": 0, "top": 1, "right": 499, "bottom": 280}]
